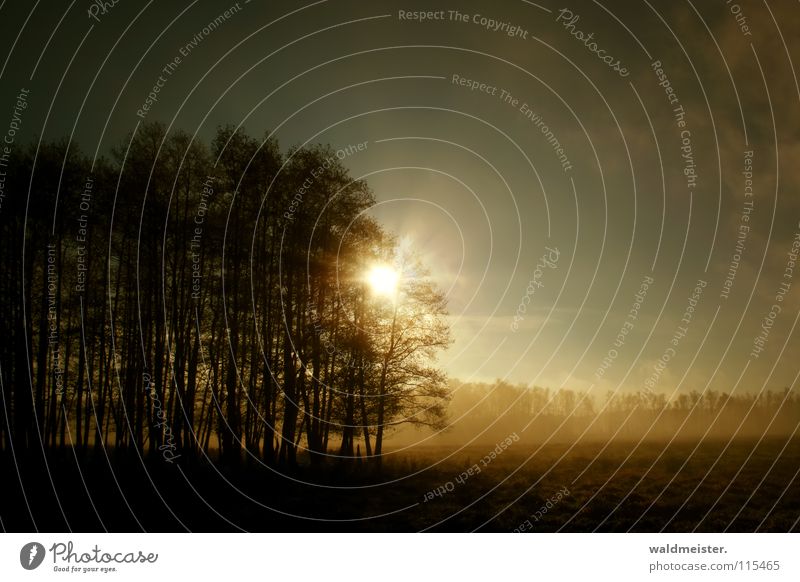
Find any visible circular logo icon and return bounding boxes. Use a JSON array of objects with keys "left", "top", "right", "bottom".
[{"left": 20, "top": 542, "right": 46, "bottom": 570}]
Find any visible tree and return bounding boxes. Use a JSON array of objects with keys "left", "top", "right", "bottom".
[
  {"left": 0, "top": 123, "right": 456, "bottom": 471},
  {"left": 363, "top": 242, "right": 453, "bottom": 462}
]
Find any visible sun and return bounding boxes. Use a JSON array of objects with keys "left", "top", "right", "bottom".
[{"left": 366, "top": 264, "right": 400, "bottom": 297}]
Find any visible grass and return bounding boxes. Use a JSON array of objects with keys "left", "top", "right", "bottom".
[{"left": 1, "top": 437, "right": 797, "bottom": 532}]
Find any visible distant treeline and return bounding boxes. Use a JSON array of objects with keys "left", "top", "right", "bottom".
[
  {"left": 433, "top": 381, "right": 800, "bottom": 444},
  {"left": 0, "top": 123, "right": 451, "bottom": 465}
]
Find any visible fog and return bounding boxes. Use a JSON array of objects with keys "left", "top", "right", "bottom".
[{"left": 388, "top": 381, "right": 800, "bottom": 447}]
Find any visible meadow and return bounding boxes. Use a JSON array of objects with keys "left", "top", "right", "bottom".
[{"left": 3, "top": 436, "right": 797, "bottom": 532}]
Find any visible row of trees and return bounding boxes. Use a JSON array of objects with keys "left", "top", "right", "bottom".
[
  {"left": 0, "top": 123, "right": 451, "bottom": 465},
  {"left": 436, "top": 381, "right": 800, "bottom": 444}
]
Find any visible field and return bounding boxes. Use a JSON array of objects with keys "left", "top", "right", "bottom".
[{"left": 3, "top": 437, "right": 798, "bottom": 532}]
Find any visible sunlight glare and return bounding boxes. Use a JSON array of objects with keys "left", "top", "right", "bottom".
[{"left": 367, "top": 265, "right": 400, "bottom": 297}]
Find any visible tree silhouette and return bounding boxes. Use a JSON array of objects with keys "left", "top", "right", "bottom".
[{"left": 0, "top": 123, "right": 453, "bottom": 469}]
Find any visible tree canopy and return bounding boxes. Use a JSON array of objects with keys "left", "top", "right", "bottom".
[{"left": 0, "top": 123, "right": 452, "bottom": 467}]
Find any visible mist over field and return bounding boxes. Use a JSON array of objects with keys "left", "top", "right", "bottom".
[{"left": 393, "top": 381, "right": 800, "bottom": 446}]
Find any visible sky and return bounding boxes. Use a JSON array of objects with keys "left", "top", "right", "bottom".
[{"left": 2, "top": 0, "right": 800, "bottom": 397}]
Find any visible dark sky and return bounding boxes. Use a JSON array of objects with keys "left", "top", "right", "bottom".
[{"left": 2, "top": 0, "right": 800, "bottom": 396}]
